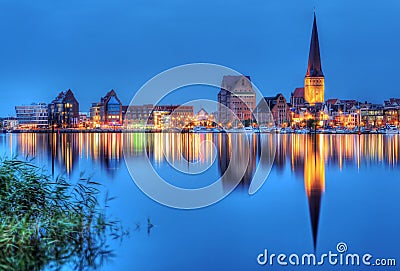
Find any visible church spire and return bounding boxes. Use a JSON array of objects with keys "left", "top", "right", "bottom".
[{"left": 306, "top": 13, "right": 323, "bottom": 77}]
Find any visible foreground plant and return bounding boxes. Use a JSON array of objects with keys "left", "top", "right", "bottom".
[{"left": 0, "top": 158, "right": 126, "bottom": 271}]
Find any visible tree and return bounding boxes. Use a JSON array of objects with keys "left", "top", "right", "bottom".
[{"left": 306, "top": 119, "right": 317, "bottom": 130}]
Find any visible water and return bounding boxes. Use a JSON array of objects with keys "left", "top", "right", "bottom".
[{"left": 0, "top": 133, "right": 399, "bottom": 270}]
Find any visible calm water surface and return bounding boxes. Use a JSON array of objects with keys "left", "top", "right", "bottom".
[{"left": 0, "top": 133, "right": 399, "bottom": 271}]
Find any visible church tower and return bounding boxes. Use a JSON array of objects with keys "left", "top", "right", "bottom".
[{"left": 304, "top": 13, "right": 324, "bottom": 105}]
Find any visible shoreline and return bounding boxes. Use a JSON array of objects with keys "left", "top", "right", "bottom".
[{"left": 1, "top": 129, "right": 398, "bottom": 135}]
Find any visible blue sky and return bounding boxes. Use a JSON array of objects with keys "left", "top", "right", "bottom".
[{"left": 0, "top": 0, "right": 399, "bottom": 116}]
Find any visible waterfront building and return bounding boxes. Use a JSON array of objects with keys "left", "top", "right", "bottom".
[
  {"left": 79, "top": 113, "right": 89, "bottom": 128},
  {"left": 290, "top": 87, "right": 306, "bottom": 108},
  {"left": 383, "top": 98, "right": 400, "bottom": 126},
  {"left": 195, "top": 108, "right": 217, "bottom": 127},
  {"left": 304, "top": 13, "right": 325, "bottom": 105},
  {"left": 196, "top": 108, "right": 209, "bottom": 122},
  {"left": 384, "top": 107, "right": 399, "bottom": 126},
  {"left": 218, "top": 75, "right": 256, "bottom": 126},
  {"left": 124, "top": 104, "right": 194, "bottom": 129},
  {"left": 339, "top": 100, "right": 359, "bottom": 113},
  {"left": 332, "top": 111, "right": 358, "bottom": 129},
  {"left": 15, "top": 103, "right": 49, "bottom": 129},
  {"left": 384, "top": 98, "right": 400, "bottom": 107},
  {"left": 89, "top": 103, "right": 101, "bottom": 128},
  {"left": 1, "top": 117, "right": 19, "bottom": 130},
  {"left": 124, "top": 104, "right": 154, "bottom": 128},
  {"left": 325, "top": 99, "right": 360, "bottom": 127},
  {"left": 48, "top": 89, "right": 79, "bottom": 128},
  {"left": 361, "top": 104, "right": 384, "bottom": 128},
  {"left": 325, "top": 98, "right": 340, "bottom": 115},
  {"left": 257, "top": 94, "right": 291, "bottom": 127},
  {"left": 153, "top": 110, "right": 171, "bottom": 129},
  {"left": 153, "top": 105, "right": 194, "bottom": 129},
  {"left": 100, "top": 90, "right": 123, "bottom": 126},
  {"left": 90, "top": 89, "right": 123, "bottom": 127},
  {"left": 122, "top": 106, "right": 128, "bottom": 121},
  {"left": 290, "top": 107, "right": 314, "bottom": 128}
]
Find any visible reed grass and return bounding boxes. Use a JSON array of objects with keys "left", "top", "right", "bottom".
[{"left": 0, "top": 158, "right": 126, "bottom": 270}]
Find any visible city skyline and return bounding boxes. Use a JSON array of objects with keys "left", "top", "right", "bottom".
[
  {"left": 1, "top": 1, "right": 399, "bottom": 116},
  {"left": 1, "top": 2, "right": 400, "bottom": 270}
]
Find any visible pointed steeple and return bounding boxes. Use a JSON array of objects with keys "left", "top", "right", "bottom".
[
  {"left": 308, "top": 185, "right": 322, "bottom": 251},
  {"left": 306, "top": 13, "right": 323, "bottom": 77}
]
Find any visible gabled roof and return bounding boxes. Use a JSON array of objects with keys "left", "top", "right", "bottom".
[
  {"left": 260, "top": 94, "right": 286, "bottom": 111},
  {"left": 52, "top": 89, "right": 77, "bottom": 103},
  {"left": 389, "top": 98, "right": 400, "bottom": 105},
  {"left": 340, "top": 99, "right": 357, "bottom": 104},
  {"left": 197, "top": 108, "right": 208, "bottom": 115},
  {"left": 263, "top": 94, "right": 280, "bottom": 101},
  {"left": 101, "top": 89, "right": 122, "bottom": 106},
  {"left": 326, "top": 98, "right": 339, "bottom": 105},
  {"left": 292, "top": 87, "right": 305, "bottom": 98},
  {"left": 221, "top": 75, "right": 253, "bottom": 92}
]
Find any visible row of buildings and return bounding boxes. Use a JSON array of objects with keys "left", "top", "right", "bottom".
[
  {"left": 13, "top": 89, "right": 82, "bottom": 129},
  {"left": 2, "top": 13, "right": 400, "bottom": 131},
  {"left": 215, "top": 13, "right": 400, "bottom": 130},
  {"left": 215, "top": 13, "right": 326, "bottom": 128},
  {"left": 8, "top": 85, "right": 398, "bottom": 131},
  {"left": 5, "top": 89, "right": 197, "bottom": 130}
]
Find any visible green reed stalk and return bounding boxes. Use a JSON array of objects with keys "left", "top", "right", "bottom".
[{"left": 0, "top": 158, "right": 126, "bottom": 271}]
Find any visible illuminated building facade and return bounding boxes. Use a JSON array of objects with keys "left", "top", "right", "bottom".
[
  {"left": 89, "top": 103, "right": 101, "bottom": 127},
  {"left": 258, "top": 94, "right": 291, "bottom": 127},
  {"left": 100, "top": 90, "right": 123, "bottom": 126},
  {"left": 124, "top": 104, "right": 194, "bottom": 129},
  {"left": 153, "top": 105, "right": 194, "bottom": 129},
  {"left": 290, "top": 87, "right": 306, "bottom": 108},
  {"left": 48, "top": 89, "right": 79, "bottom": 128},
  {"left": 196, "top": 108, "right": 209, "bottom": 122},
  {"left": 79, "top": 113, "right": 89, "bottom": 128},
  {"left": 15, "top": 103, "right": 49, "bottom": 128},
  {"left": 361, "top": 104, "right": 385, "bottom": 127},
  {"left": 1, "top": 117, "right": 19, "bottom": 130},
  {"left": 383, "top": 99, "right": 400, "bottom": 126},
  {"left": 90, "top": 89, "right": 123, "bottom": 127},
  {"left": 218, "top": 75, "right": 256, "bottom": 125},
  {"left": 124, "top": 104, "right": 154, "bottom": 128},
  {"left": 304, "top": 13, "right": 325, "bottom": 105}
]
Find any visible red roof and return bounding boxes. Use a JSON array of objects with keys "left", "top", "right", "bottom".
[
  {"left": 292, "top": 87, "right": 304, "bottom": 98},
  {"left": 326, "top": 98, "right": 339, "bottom": 105}
]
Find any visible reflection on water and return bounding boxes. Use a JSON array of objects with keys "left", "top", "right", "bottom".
[
  {"left": 0, "top": 132, "right": 399, "bottom": 251},
  {"left": 2, "top": 133, "right": 398, "bottom": 176},
  {"left": 218, "top": 133, "right": 255, "bottom": 189},
  {"left": 304, "top": 135, "right": 325, "bottom": 251},
  {"left": 124, "top": 133, "right": 216, "bottom": 165},
  {"left": 1, "top": 133, "right": 124, "bottom": 177},
  {"left": 217, "top": 133, "right": 276, "bottom": 192}
]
